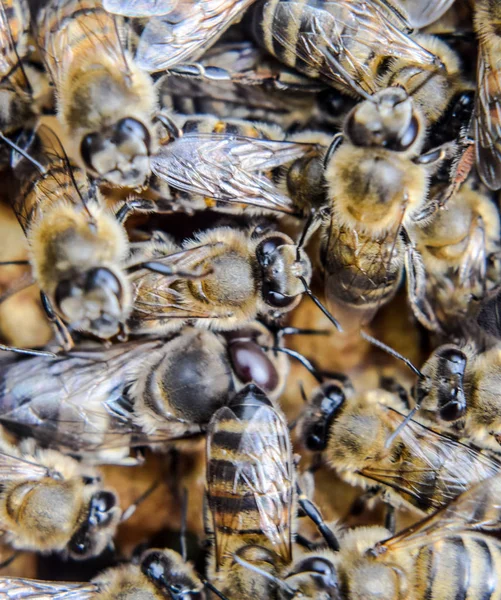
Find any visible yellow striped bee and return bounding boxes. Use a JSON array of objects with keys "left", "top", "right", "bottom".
[
  {"left": 298, "top": 375, "right": 501, "bottom": 515},
  {"left": 275, "top": 472, "right": 501, "bottom": 599},
  {"left": 0, "top": 547, "right": 207, "bottom": 599},
  {"left": 36, "top": 0, "right": 157, "bottom": 188},
  {"left": 0, "top": 428, "right": 121, "bottom": 559},
  {"left": 206, "top": 384, "right": 295, "bottom": 599}
]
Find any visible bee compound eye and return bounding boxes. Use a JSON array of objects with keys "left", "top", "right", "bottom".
[
  {"left": 114, "top": 118, "right": 151, "bottom": 150},
  {"left": 262, "top": 282, "right": 296, "bottom": 308},
  {"left": 85, "top": 268, "right": 123, "bottom": 300},
  {"left": 68, "top": 525, "right": 93, "bottom": 557},
  {"left": 439, "top": 400, "right": 466, "bottom": 422},
  {"left": 80, "top": 132, "right": 105, "bottom": 171},
  {"left": 256, "top": 236, "right": 286, "bottom": 266},
  {"left": 396, "top": 115, "right": 419, "bottom": 151}
]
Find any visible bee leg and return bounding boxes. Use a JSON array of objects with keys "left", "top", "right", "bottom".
[
  {"left": 296, "top": 484, "right": 340, "bottom": 551},
  {"left": 402, "top": 228, "right": 443, "bottom": 333},
  {"left": 384, "top": 504, "right": 396, "bottom": 535},
  {"left": 115, "top": 198, "right": 158, "bottom": 223},
  {"left": 40, "top": 291, "right": 74, "bottom": 352},
  {"left": 0, "top": 551, "right": 20, "bottom": 570},
  {"left": 349, "top": 486, "right": 381, "bottom": 516}
]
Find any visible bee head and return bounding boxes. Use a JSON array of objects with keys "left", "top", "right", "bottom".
[
  {"left": 80, "top": 117, "right": 151, "bottom": 188},
  {"left": 141, "top": 549, "right": 204, "bottom": 600},
  {"left": 55, "top": 267, "right": 126, "bottom": 339},
  {"left": 346, "top": 87, "right": 422, "bottom": 153},
  {"left": 300, "top": 381, "right": 348, "bottom": 451},
  {"left": 255, "top": 233, "right": 312, "bottom": 311},
  {"left": 68, "top": 490, "right": 120, "bottom": 560},
  {"left": 415, "top": 345, "right": 467, "bottom": 422}
]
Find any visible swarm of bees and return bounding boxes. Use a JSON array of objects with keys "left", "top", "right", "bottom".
[{"left": 1, "top": 0, "right": 501, "bottom": 598}]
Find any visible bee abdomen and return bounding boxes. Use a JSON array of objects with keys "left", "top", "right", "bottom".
[{"left": 416, "top": 535, "right": 501, "bottom": 600}]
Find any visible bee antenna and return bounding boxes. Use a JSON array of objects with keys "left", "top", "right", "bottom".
[
  {"left": 232, "top": 554, "right": 297, "bottom": 597},
  {"left": 360, "top": 331, "right": 424, "bottom": 379},
  {"left": 263, "top": 345, "right": 324, "bottom": 383},
  {"left": 180, "top": 487, "right": 188, "bottom": 563},
  {"left": 0, "top": 132, "right": 46, "bottom": 174},
  {"left": 202, "top": 580, "right": 231, "bottom": 600},
  {"left": 299, "top": 276, "right": 343, "bottom": 332},
  {"left": 121, "top": 479, "right": 160, "bottom": 522},
  {"left": 383, "top": 405, "right": 420, "bottom": 449}
]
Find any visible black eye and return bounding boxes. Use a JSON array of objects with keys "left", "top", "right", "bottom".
[
  {"left": 262, "top": 283, "right": 296, "bottom": 308},
  {"left": 85, "top": 267, "right": 123, "bottom": 299},
  {"left": 89, "top": 491, "right": 116, "bottom": 527},
  {"left": 256, "top": 236, "right": 285, "bottom": 267},
  {"left": 80, "top": 132, "right": 104, "bottom": 170},
  {"left": 440, "top": 401, "right": 466, "bottom": 422},
  {"left": 68, "top": 525, "right": 93, "bottom": 557},
  {"left": 54, "top": 278, "right": 75, "bottom": 312},
  {"left": 306, "top": 422, "right": 330, "bottom": 451},
  {"left": 441, "top": 348, "right": 467, "bottom": 374},
  {"left": 229, "top": 340, "right": 279, "bottom": 392},
  {"left": 142, "top": 551, "right": 170, "bottom": 586},
  {"left": 297, "top": 557, "right": 337, "bottom": 577},
  {"left": 392, "top": 115, "right": 419, "bottom": 151},
  {"left": 113, "top": 118, "right": 151, "bottom": 150}
]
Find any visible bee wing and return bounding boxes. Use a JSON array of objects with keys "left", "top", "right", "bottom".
[
  {"left": 395, "top": 0, "right": 456, "bottom": 28},
  {"left": 0, "top": 577, "right": 99, "bottom": 600},
  {"left": 474, "top": 43, "right": 501, "bottom": 190},
  {"left": 324, "top": 222, "right": 404, "bottom": 331},
  {"left": 103, "top": 0, "right": 182, "bottom": 17},
  {"left": 9, "top": 125, "right": 92, "bottom": 234},
  {"left": 135, "top": 0, "right": 256, "bottom": 72},
  {"left": 207, "top": 405, "right": 294, "bottom": 567},
  {"left": 151, "top": 133, "right": 307, "bottom": 214},
  {"left": 36, "top": 0, "right": 127, "bottom": 88},
  {"left": 359, "top": 407, "right": 501, "bottom": 511},
  {"left": 374, "top": 472, "right": 501, "bottom": 556},
  {"left": 269, "top": 0, "right": 439, "bottom": 97},
  {"left": 0, "top": 448, "right": 51, "bottom": 480},
  {"left": 0, "top": 340, "right": 199, "bottom": 456},
  {"left": 0, "top": 0, "right": 30, "bottom": 84}
]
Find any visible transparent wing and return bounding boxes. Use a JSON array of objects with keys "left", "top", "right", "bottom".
[
  {"left": 104, "top": 0, "right": 184, "bottom": 17},
  {"left": 36, "top": 0, "right": 127, "bottom": 88},
  {"left": 135, "top": 0, "right": 256, "bottom": 71},
  {"left": 0, "top": 577, "right": 99, "bottom": 600},
  {"left": 374, "top": 472, "right": 501, "bottom": 556},
  {"left": 395, "top": 0, "right": 456, "bottom": 28},
  {"left": 324, "top": 221, "right": 404, "bottom": 331},
  {"left": 0, "top": 339, "right": 201, "bottom": 455},
  {"left": 152, "top": 133, "right": 309, "bottom": 214},
  {"left": 269, "top": 0, "right": 439, "bottom": 96},
  {"left": 0, "top": 448, "right": 51, "bottom": 480},
  {"left": 9, "top": 125, "right": 92, "bottom": 234},
  {"left": 360, "top": 407, "right": 501, "bottom": 511},
  {"left": 474, "top": 43, "right": 501, "bottom": 190},
  {"left": 0, "top": 0, "right": 30, "bottom": 84},
  {"left": 207, "top": 404, "right": 294, "bottom": 567}
]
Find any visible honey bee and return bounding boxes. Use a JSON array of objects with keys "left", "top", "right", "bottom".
[
  {"left": 308, "top": 87, "right": 447, "bottom": 332},
  {"left": 298, "top": 374, "right": 501, "bottom": 516},
  {"left": 0, "top": 547, "right": 207, "bottom": 599},
  {"left": 0, "top": 322, "right": 291, "bottom": 464},
  {"left": 248, "top": 0, "right": 470, "bottom": 126},
  {"left": 205, "top": 383, "right": 295, "bottom": 599},
  {"left": 473, "top": 0, "right": 501, "bottom": 190},
  {"left": 407, "top": 180, "right": 500, "bottom": 336},
  {"left": 36, "top": 0, "right": 157, "bottom": 188},
  {"left": 103, "top": 0, "right": 258, "bottom": 73},
  {"left": 4, "top": 125, "right": 132, "bottom": 346},
  {"left": 0, "top": 427, "right": 121, "bottom": 559},
  {"left": 150, "top": 114, "right": 314, "bottom": 216},
  {"left": 275, "top": 472, "right": 501, "bottom": 599},
  {"left": 127, "top": 223, "right": 313, "bottom": 336}
]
